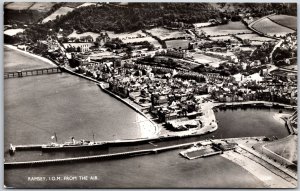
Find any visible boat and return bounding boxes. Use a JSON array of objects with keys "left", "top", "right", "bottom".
[
  {"left": 9, "top": 144, "right": 16, "bottom": 155},
  {"left": 41, "top": 135, "right": 107, "bottom": 151},
  {"left": 41, "top": 140, "right": 107, "bottom": 151}
]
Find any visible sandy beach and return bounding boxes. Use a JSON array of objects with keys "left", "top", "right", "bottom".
[{"left": 4, "top": 44, "right": 57, "bottom": 68}]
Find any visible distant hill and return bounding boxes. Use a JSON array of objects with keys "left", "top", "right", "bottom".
[
  {"left": 211, "top": 3, "right": 297, "bottom": 15},
  {"left": 47, "top": 3, "right": 221, "bottom": 34},
  {"left": 5, "top": 2, "right": 296, "bottom": 26},
  {"left": 4, "top": 2, "right": 83, "bottom": 25},
  {"left": 4, "top": 2, "right": 297, "bottom": 42}
]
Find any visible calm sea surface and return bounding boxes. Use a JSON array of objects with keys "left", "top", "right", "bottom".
[{"left": 4, "top": 46, "right": 289, "bottom": 188}]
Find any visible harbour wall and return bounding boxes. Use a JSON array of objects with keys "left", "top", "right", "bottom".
[{"left": 5, "top": 136, "right": 265, "bottom": 168}]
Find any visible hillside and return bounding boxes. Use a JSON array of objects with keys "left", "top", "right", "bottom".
[
  {"left": 5, "top": 2, "right": 296, "bottom": 26},
  {"left": 46, "top": 3, "right": 221, "bottom": 34},
  {"left": 47, "top": 3, "right": 297, "bottom": 34},
  {"left": 5, "top": 2, "right": 297, "bottom": 42},
  {"left": 4, "top": 2, "right": 82, "bottom": 25},
  {"left": 211, "top": 3, "right": 297, "bottom": 16}
]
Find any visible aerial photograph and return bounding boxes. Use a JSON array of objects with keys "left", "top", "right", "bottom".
[{"left": 3, "top": 2, "right": 298, "bottom": 189}]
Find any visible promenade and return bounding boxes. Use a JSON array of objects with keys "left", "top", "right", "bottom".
[
  {"left": 214, "top": 101, "right": 296, "bottom": 109},
  {"left": 61, "top": 65, "right": 219, "bottom": 139}
]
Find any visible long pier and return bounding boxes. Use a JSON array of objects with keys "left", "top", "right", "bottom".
[
  {"left": 5, "top": 141, "right": 196, "bottom": 167},
  {"left": 5, "top": 136, "right": 264, "bottom": 168},
  {"left": 4, "top": 67, "right": 62, "bottom": 79}
]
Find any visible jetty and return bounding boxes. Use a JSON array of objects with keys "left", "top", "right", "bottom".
[
  {"left": 4, "top": 67, "right": 62, "bottom": 79},
  {"left": 5, "top": 141, "right": 198, "bottom": 167},
  {"left": 5, "top": 136, "right": 265, "bottom": 168}
]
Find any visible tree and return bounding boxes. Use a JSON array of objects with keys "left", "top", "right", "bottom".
[{"left": 148, "top": 44, "right": 155, "bottom": 51}]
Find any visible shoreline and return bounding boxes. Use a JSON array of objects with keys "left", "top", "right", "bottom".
[
  {"left": 5, "top": 44, "right": 295, "bottom": 140},
  {"left": 5, "top": 45, "right": 295, "bottom": 141},
  {"left": 4, "top": 44, "right": 58, "bottom": 68},
  {"left": 5, "top": 44, "right": 297, "bottom": 187},
  {"left": 214, "top": 101, "right": 296, "bottom": 109},
  {"left": 62, "top": 65, "right": 218, "bottom": 139},
  {"left": 3, "top": 44, "right": 219, "bottom": 141},
  {"left": 61, "top": 66, "right": 161, "bottom": 137}
]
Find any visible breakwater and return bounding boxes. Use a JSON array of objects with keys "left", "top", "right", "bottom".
[
  {"left": 215, "top": 101, "right": 296, "bottom": 110},
  {"left": 10, "top": 127, "right": 216, "bottom": 153},
  {"left": 5, "top": 141, "right": 196, "bottom": 168},
  {"left": 5, "top": 136, "right": 264, "bottom": 168}
]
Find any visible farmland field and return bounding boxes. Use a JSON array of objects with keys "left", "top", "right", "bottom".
[
  {"left": 165, "top": 39, "right": 190, "bottom": 49},
  {"left": 76, "top": 3, "right": 97, "bottom": 8},
  {"left": 89, "top": 51, "right": 116, "bottom": 59},
  {"left": 193, "top": 22, "right": 211, "bottom": 28},
  {"left": 146, "top": 27, "right": 190, "bottom": 40},
  {"left": 249, "top": 41, "right": 265, "bottom": 46},
  {"left": 210, "top": 35, "right": 239, "bottom": 42},
  {"left": 206, "top": 51, "right": 235, "bottom": 57},
  {"left": 28, "top": 3, "right": 56, "bottom": 12},
  {"left": 5, "top": 2, "right": 34, "bottom": 10},
  {"left": 282, "top": 65, "right": 298, "bottom": 71},
  {"left": 189, "top": 52, "right": 222, "bottom": 67},
  {"left": 243, "top": 17, "right": 260, "bottom": 25},
  {"left": 236, "top": 33, "right": 276, "bottom": 42},
  {"left": 42, "top": 6, "right": 74, "bottom": 23},
  {"left": 252, "top": 18, "right": 295, "bottom": 37},
  {"left": 5, "top": 2, "right": 56, "bottom": 12},
  {"left": 268, "top": 15, "right": 297, "bottom": 30},
  {"left": 199, "top": 21, "right": 252, "bottom": 36},
  {"left": 68, "top": 31, "right": 100, "bottom": 41},
  {"left": 4, "top": 29, "right": 24, "bottom": 36}
]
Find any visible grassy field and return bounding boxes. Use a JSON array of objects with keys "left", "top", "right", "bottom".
[
  {"left": 42, "top": 6, "right": 74, "bottom": 23},
  {"left": 268, "top": 15, "right": 297, "bottom": 30},
  {"left": 189, "top": 52, "right": 222, "bottom": 67},
  {"left": 165, "top": 39, "right": 190, "bottom": 49},
  {"left": 210, "top": 35, "right": 239, "bottom": 42},
  {"left": 5, "top": 2, "right": 35, "bottom": 10},
  {"left": 200, "top": 21, "right": 252, "bottom": 36},
  {"left": 67, "top": 30, "right": 161, "bottom": 48},
  {"left": 236, "top": 33, "right": 276, "bottom": 42},
  {"left": 5, "top": 2, "right": 56, "bottom": 12},
  {"left": 282, "top": 65, "right": 298, "bottom": 71},
  {"left": 4, "top": 29, "right": 24, "bottom": 36},
  {"left": 107, "top": 30, "right": 162, "bottom": 48},
  {"left": 193, "top": 22, "right": 211, "bottom": 28},
  {"left": 28, "top": 3, "right": 56, "bottom": 12},
  {"left": 76, "top": 3, "right": 97, "bottom": 8},
  {"left": 252, "top": 18, "right": 295, "bottom": 37},
  {"left": 265, "top": 135, "right": 297, "bottom": 163},
  {"left": 146, "top": 27, "right": 190, "bottom": 40},
  {"left": 68, "top": 31, "right": 100, "bottom": 41}
]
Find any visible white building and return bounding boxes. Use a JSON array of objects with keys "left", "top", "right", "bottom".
[{"left": 63, "top": 42, "right": 94, "bottom": 52}]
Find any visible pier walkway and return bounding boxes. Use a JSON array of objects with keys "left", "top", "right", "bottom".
[
  {"left": 4, "top": 67, "right": 63, "bottom": 79},
  {"left": 4, "top": 141, "right": 197, "bottom": 167},
  {"left": 5, "top": 136, "right": 264, "bottom": 167}
]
